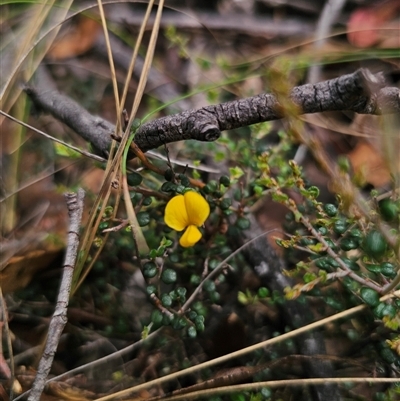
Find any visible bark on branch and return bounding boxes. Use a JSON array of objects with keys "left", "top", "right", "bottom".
[
  {"left": 24, "top": 68, "right": 400, "bottom": 157},
  {"left": 27, "top": 189, "right": 85, "bottom": 401}
]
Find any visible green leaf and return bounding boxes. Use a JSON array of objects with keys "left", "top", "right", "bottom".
[
  {"left": 161, "top": 269, "right": 177, "bottom": 284},
  {"left": 360, "top": 287, "right": 380, "bottom": 307},
  {"left": 238, "top": 291, "right": 249, "bottom": 305},
  {"left": 229, "top": 166, "right": 244, "bottom": 180},
  {"left": 141, "top": 325, "right": 150, "bottom": 339},
  {"left": 363, "top": 230, "right": 387, "bottom": 260},
  {"left": 187, "top": 326, "right": 197, "bottom": 338},
  {"left": 54, "top": 142, "right": 81, "bottom": 158}
]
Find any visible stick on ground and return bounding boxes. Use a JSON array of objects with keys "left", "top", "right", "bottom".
[{"left": 27, "top": 189, "right": 85, "bottom": 401}]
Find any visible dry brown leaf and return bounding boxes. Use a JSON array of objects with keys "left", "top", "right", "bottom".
[
  {"left": 347, "top": 0, "right": 400, "bottom": 48},
  {"left": 48, "top": 17, "right": 101, "bottom": 60},
  {"left": 46, "top": 380, "right": 96, "bottom": 400},
  {"left": 348, "top": 140, "right": 391, "bottom": 187},
  {"left": 0, "top": 248, "right": 63, "bottom": 293}
]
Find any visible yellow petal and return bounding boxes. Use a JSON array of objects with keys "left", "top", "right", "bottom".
[
  {"left": 184, "top": 191, "right": 210, "bottom": 226},
  {"left": 179, "top": 225, "right": 202, "bottom": 247},
  {"left": 164, "top": 195, "right": 189, "bottom": 231}
]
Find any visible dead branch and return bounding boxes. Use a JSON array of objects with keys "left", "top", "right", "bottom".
[
  {"left": 108, "top": 7, "right": 315, "bottom": 38},
  {"left": 27, "top": 189, "right": 85, "bottom": 401},
  {"left": 23, "top": 68, "right": 400, "bottom": 158}
]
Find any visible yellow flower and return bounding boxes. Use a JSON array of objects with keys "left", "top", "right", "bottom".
[{"left": 164, "top": 191, "right": 210, "bottom": 247}]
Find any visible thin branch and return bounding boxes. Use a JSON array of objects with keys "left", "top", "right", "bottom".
[
  {"left": 108, "top": 7, "right": 315, "bottom": 38},
  {"left": 24, "top": 69, "right": 400, "bottom": 157},
  {"left": 27, "top": 189, "right": 85, "bottom": 401}
]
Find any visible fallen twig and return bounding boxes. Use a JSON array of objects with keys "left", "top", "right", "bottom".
[{"left": 27, "top": 189, "right": 85, "bottom": 401}]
